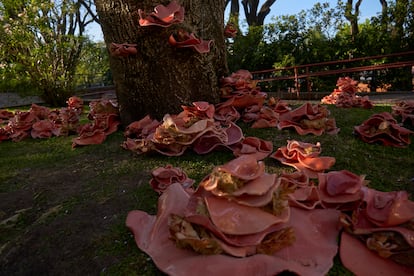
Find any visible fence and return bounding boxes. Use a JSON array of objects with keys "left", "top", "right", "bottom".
[{"left": 251, "top": 50, "right": 414, "bottom": 99}]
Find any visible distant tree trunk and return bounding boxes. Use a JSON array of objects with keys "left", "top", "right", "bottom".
[
  {"left": 241, "top": 0, "right": 277, "bottom": 26},
  {"left": 344, "top": 0, "right": 363, "bottom": 41},
  {"left": 94, "top": 0, "right": 228, "bottom": 125},
  {"left": 379, "top": 0, "right": 388, "bottom": 20},
  {"left": 379, "top": 0, "right": 389, "bottom": 32},
  {"left": 226, "top": 0, "right": 240, "bottom": 26},
  {"left": 379, "top": 0, "right": 388, "bottom": 13}
]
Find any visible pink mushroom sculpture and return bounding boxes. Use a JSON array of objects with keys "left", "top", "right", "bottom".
[{"left": 138, "top": 1, "right": 184, "bottom": 27}]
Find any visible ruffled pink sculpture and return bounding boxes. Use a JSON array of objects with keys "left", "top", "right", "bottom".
[
  {"left": 0, "top": 98, "right": 83, "bottom": 142},
  {"left": 280, "top": 171, "right": 321, "bottom": 210},
  {"left": 353, "top": 112, "right": 413, "bottom": 147},
  {"left": 321, "top": 76, "right": 373, "bottom": 108},
  {"left": 72, "top": 99, "right": 120, "bottom": 147},
  {"left": 7, "top": 110, "right": 38, "bottom": 141},
  {"left": 126, "top": 156, "right": 342, "bottom": 275},
  {"left": 224, "top": 22, "right": 237, "bottom": 38},
  {"left": 149, "top": 164, "right": 195, "bottom": 194},
  {"left": 231, "top": 136, "right": 273, "bottom": 160},
  {"left": 122, "top": 102, "right": 244, "bottom": 156},
  {"left": 220, "top": 69, "right": 256, "bottom": 91},
  {"left": 168, "top": 30, "right": 213, "bottom": 54},
  {"left": 109, "top": 43, "right": 138, "bottom": 57},
  {"left": 220, "top": 70, "right": 266, "bottom": 109},
  {"left": 271, "top": 140, "right": 336, "bottom": 178},
  {"left": 138, "top": 1, "right": 184, "bottom": 27},
  {"left": 31, "top": 120, "right": 57, "bottom": 139},
  {"left": 339, "top": 187, "right": 414, "bottom": 274},
  {"left": 214, "top": 99, "right": 241, "bottom": 124},
  {"left": 392, "top": 100, "right": 414, "bottom": 125},
  {"left": 317, "top": 170, "right": 366, "bottom": 210},
  {"left": 0, "top": 110, "right": 14, "bottom": 121},
  {"left": 278, "top": 103, "right": 340, "bottom": 135},
  {"left": 281, "top": 169, "right": 366, "bottom": 212}
]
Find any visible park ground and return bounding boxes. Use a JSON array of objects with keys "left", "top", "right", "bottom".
[{"left": 1, "top": 91, "right": 414, "bottom": 275}]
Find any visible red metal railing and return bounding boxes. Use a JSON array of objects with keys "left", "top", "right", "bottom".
[{"left": 251, "top": 50, "right": 414, "bottom": 95}]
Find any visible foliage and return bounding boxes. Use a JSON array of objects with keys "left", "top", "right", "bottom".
[
  {"left": 227, "top": 0, "right": 413, "bottom": 92},
  {"left": 74, "top": 40, "right": 112, "bottom": 88},
  {"left": 227, "top": 25, "right": 270, "bottom": 72},
  {"left": 0, "top": 0, "right": 96, "bottom": 106},
  {"left": 226, "top": 1, "right": 345, "bottom": 74}
]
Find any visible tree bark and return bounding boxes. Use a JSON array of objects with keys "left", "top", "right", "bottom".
[{"left": 94, "top": 0, "right": 228, "bottom": 125}]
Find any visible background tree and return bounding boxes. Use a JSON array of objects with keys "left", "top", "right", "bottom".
[
  {"left": 391, "top": 0, "right": 411, "bottom": 49},
  {"left": 94, "top": 0, "right": 227, "bottom": 125},
  {"left": 241, "top": 0, "right": 277, "bottom": 26},
  {"left": 379, "top": 0, "right": 389, "bottom": 28},
  {"left": 74, "top": 40, "right": 112, "bottom": 88},
  {"left": 228, "top": 2, "right": 344, "bottom": 71},
  {"left": 342, "top": 0, "right": 363, "bottom": 41},
  {"left": 0, "top": 0, "right": 96, "bottom": 106},
  {"left": 225, "top": 0, "right": 279, "bottom": 73},
  {"left": 225, "top": 0, "right": 278, "bottom": 28},
  {"left": 226, "top": 0, "right": 241, "bottom": 27}
]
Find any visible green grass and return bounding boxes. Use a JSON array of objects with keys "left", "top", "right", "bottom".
[{"left": 0, "top": 103, "right": 413, "bottom": 275}]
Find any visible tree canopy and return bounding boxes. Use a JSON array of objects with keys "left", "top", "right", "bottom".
[{"left": 0, "top": 0, "right": 96, "bottom": 105}]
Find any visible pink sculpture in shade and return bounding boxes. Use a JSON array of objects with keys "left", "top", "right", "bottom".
[
  {"left": 168, "top": 30, "right": 213, "bottom": 54},
  {"left": 72, "top": 99, "right": 120, "bottom": 147},
  {"left": 149, "top": 164, "right": 195, "bottom": 194},
  {"left": 270, "top": 140, "right": 336, "bottom": 179},
  {"left": 224, "top": 22, "right": 237, "bottom": 38},
  {"left": 278, "top": 102, "right": 340, "bottom": 135},
  {"left": 339, "top": 187, "right": 414, "bottom": 275},
  {"left": 392, "top": 100, "right": 414, "bottom": 125},
  {"left": 321, "top": 76, "right": 373, "bottom": 108},
  {"left": 353, "top": 112, "right": 413, "bottom": 147},
  {"left": 0, "top": 99, "right": 83, "bottom": 142},
  {"left": 109, "top": 43, "right": 138, "bottom": 57},
  {"left": 122, "top": 101, "right": 244, "bottom": 156}
]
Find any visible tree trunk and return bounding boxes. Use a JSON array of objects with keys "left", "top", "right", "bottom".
[
  {"left": 344, "top": 0, "right": 362, "bottom": 41},
  {"left": 378, "top": 0, "right": 389, "bottom": 33},
  {"left": 228, "top": 0, "right": 240, "bottom": 27},
  {"left": 94, "top": 0, "right": 228, "bottom": 125},
  {"left": 241, "top": 0, "right": 277, "bottom": 26}
]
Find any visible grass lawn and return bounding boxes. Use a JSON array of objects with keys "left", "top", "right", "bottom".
[{"left": 0, "top": 103, "right": 413, "bottom": 275}]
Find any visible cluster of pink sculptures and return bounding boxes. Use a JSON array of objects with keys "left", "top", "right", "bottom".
[
  {"left": 321, "top": 76, "right": 373, "bottom": 108},
  {"left": 127, "top": 149, "right": 414, "bottom": 275},
  {"left": 0, "top": 97, "right": 120, "bottom": 147}
]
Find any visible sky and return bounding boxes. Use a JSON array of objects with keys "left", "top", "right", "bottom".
[
  {"left": 86, "top": 0, "right": 383, "bottom": 42},
  {"left": 266, "top": 0, "right": 382, "bottom": 22}
]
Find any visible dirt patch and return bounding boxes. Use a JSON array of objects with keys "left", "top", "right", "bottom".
[{"left": 0, "top": 149, "right": 151, "bottom": 275}]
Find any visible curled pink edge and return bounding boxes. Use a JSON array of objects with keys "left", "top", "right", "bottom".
[{"left": 168, "top": 31, "right": 213, "bottom": 54}]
